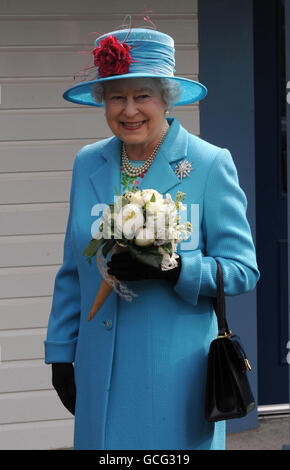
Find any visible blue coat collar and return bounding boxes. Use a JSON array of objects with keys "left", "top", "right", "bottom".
[{"left": 89, "top": 117, "right": 188, "bottom": 205}]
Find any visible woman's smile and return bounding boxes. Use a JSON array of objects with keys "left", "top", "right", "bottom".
[{"left": 120, "top": 120, "right": 147, "bottom": 130}]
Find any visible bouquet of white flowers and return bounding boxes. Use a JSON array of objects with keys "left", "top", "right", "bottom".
[{"left": 83, "top": 188, "right": 192, "bottom": 322}]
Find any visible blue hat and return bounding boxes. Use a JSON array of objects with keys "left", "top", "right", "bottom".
[{"left": 62, "top": 28, "right": 207, "bottom": 107}]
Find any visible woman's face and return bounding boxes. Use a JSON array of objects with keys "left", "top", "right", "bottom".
[{"left": 103, "top": 78, "right": 168, "bottom": 148}]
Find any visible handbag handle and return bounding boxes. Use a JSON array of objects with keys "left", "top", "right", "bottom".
[{"left": 212, "top": 260, "right": 231, "bottom": 337}]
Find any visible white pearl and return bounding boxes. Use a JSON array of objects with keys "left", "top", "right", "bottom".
[{"left": 121, "top": 121, "right": 169, "bottom": 177}]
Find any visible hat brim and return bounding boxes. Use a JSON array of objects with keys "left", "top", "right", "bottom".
[{"left": 62, "top": 73, "right": 207, "bottom": 107}]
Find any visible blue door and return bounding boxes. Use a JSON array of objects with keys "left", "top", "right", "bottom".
[{"left": 254, "top": 0, "right": 289, "bottom": 405}]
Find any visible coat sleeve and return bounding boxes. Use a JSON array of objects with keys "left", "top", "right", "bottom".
[
  {"left": 173, "top": 148, "right": 260, "bottom": 306},
  {"left": 44, "top": 152, "right": 81, "bottom": 364}
]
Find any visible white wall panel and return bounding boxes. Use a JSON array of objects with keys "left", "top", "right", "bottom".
[
  {"left": 0, "top": 266, "right": 59, "bottom": 298},
  {"left": 0, "top": 0, "right": 197, "bottom": 15},
  {"left": 0, "top": 203, "right": 68, "bottom": 236},
  {"left": 0, "top": 360, "right": 51, "bottom": 392},
  {"left": 0, "top": 107, "right": 198, "bottom": 141},
  {"left": 0, "top": 0, "right": 201, "bottom": 450},
  {"left": 0, "top": 234, "right": 64, "bottom": 267},
  {"left": 0, "top": 139, "right": 92, "bottom": 172},
  {"left": 0, "top": 390, "right": 72, "bottom": 424},
  {"left": 0, "top": 329, "right": 47, "bottom": 361},
  {"left": 0, "top": 108, "right": 110, "bottom": 140},
  {"left": 0, "top": 420, "right": 73, "bottom": 450},
  {"left": 0, "top": 172, "right": 70, "bottom": 203},
  {"left": 0, "top": 298, "right": 50, "bottom": 329},
  {"left": 0, "top": 17, "right": 198, "bottom": 46}
]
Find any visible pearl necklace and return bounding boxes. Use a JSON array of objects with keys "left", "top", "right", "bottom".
[{"left": 121, "top": 121, "right": 169, "bottom": 177}]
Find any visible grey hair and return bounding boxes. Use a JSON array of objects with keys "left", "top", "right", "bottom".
[{"left": 91, "top": 77, "right": 182, "bottom": 110}]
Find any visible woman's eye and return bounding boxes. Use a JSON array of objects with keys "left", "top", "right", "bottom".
[
  {"left": 109, "top": 94, "right": 151, "bottom": 102},
  {"left": 133, "top": 94, "right": 151, "bottom": 102}
]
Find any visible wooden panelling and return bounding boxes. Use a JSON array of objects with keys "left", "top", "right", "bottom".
[
  {"left": 0, "top": 0, "right": 198, "bottom": 15},
  {"left": 0, "top": 266, "right": 59, "bottom": 299},
  {"left": 0, "top": 108, "right": 108, "bottom": 140},
  {"left": 0, "top": 17, "right": 198, "bottom": 46},
  {"left": 0, "top": 420, "right": 73, "bottom": 450},
  {"left": 0, "top": 0, "right": 200, "bottom": 450},
  {"left": 0, "top": 329, "right": 47, "bottom": 361},
  {"left": 0, "top": 139, "right": 90, "bottom": 173},
  {"left": 0, "top": 390, "right": 72, "bottom": 424},
  {"left": 0, "top": 203, "right": 68, "bottom": 236},
  {"left": 0, "top": 172, "right": 71, "bottom": 204},
  {"left": 0, "top": 107, "right": 199, "bottom": 141},
  {"left": 0, "top": 297, "right": 51, "bottom": 329},
  {"left": 0, "top": 234, "right": 64, "bottom": 268},
  {"left": 0, "top": 360, "right": 51, "bottom": 392}
]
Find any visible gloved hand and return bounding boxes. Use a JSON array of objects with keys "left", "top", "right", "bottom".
[
  {"left": 107, "top": 251, "right": 182, "bottom": 285},
  {"left": 51, "top": 362, "right": 76, "bottom": 416}
]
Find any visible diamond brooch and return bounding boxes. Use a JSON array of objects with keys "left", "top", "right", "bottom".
[{"left": 174, "top": 159, "right": 194, "bottom": 182}]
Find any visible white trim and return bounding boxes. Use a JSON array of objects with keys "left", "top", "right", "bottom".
[{"left": 258, "top": 403, "right": 290, "bottom": 415}]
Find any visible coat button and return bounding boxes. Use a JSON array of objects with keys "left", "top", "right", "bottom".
[{"left": 104, "top": 320, "right": 112, "bottom": 329}]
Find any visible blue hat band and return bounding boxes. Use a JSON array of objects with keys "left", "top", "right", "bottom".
[
  {"left": 96, "top": 40, "right": 175, "bottom": 78},
  {"left": 128, "top": 41, "right": 175, "bottom": 76}
]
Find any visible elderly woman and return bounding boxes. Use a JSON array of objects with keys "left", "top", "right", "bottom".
[{"left": 44, "top": 28, "right": 260, "bottom": 450}]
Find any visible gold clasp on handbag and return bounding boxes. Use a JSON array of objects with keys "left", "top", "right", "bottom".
[
  {"left": 217, "top": 330, "right": 232, "bottom": 339},
  {"left": 244, "top": 358, "right": 252, "bottom": 371}
]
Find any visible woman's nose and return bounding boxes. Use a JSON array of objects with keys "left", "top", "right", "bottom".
[{"left": 123, "top": 97, "right": 138, "bottom": 117}]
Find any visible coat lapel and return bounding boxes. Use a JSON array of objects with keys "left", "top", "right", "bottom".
[
  {"left": 89, "top": 137, "right": 122, "bottom": 206},
  {"left": 138, "top": 117, "right": 188, "bottom": 194},
  {"left": 89, "top": 117, "right": 189, "bottom": 205}
]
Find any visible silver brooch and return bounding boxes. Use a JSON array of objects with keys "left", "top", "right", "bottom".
[{"left": 174, "top": 159, "right": 194, "bottom": 182}]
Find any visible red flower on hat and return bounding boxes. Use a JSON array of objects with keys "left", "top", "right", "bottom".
[{"left": 92, "top": 35, "right": 132, "bottom": 78}]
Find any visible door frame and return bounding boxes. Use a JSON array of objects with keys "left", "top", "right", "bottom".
[{"left": 199, "top": 0, "right": 259, "bottom": 433}]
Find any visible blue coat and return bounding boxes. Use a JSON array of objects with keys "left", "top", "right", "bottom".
[{"left": 44, "top": 116, "right": 260, "bottom": 450}]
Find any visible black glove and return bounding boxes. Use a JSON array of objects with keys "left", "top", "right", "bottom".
[
  {"left": 51, "top": 362, "right": 76, "bottom": 416},
  {"left": 107, "top": 251, "right": 182, "bottom": 285}
]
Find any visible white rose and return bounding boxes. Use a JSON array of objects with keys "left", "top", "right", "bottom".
[
  {"left": 141, "top": 189, "right": 163, "bottom": 204},
  {"left": 130, "top": 190, "right": 144, "bottom": 207},
  {"left": 100, "top": 206, "right": 113, "bottom": 239},
  {"left": 114, "top": 203, "right": 144, "bottom": 239},
  {"left": 93, "top": 230, "right": 103, "bottom": 240},
  {"left": 165, "top": 201, "right": 178, "bottom": 214},
  {"left": 146, "top": 211, "right": 167, "bottom": 235},
  {"left": 145, "top": 200, "right": 165, "bottom": 216},
  {"left": 156, "top": 226, "right": 167, "bottom": 239},
  {"left": 123, "top": 191, "right": 135, "bottom": 201},
  {"left": 165, "top": 206, "right": 178, "bottom": 226},
  {"left": 164, "top": 193, "right": 173, "bottom": 203},
  {"left": 167, "top": 227, "right": 180, "bottom": 239},
  {"left": 135, "top": 227, "right": 155, "bottom": 246}
]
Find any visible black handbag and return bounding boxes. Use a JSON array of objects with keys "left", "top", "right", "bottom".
[{"left": 205, "top": 260, "right": 256, "bottom": 422}]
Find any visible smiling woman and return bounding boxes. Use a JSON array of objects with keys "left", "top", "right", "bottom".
[{"left": 45, "top": 26, "right": 260, "bottom": 451}]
